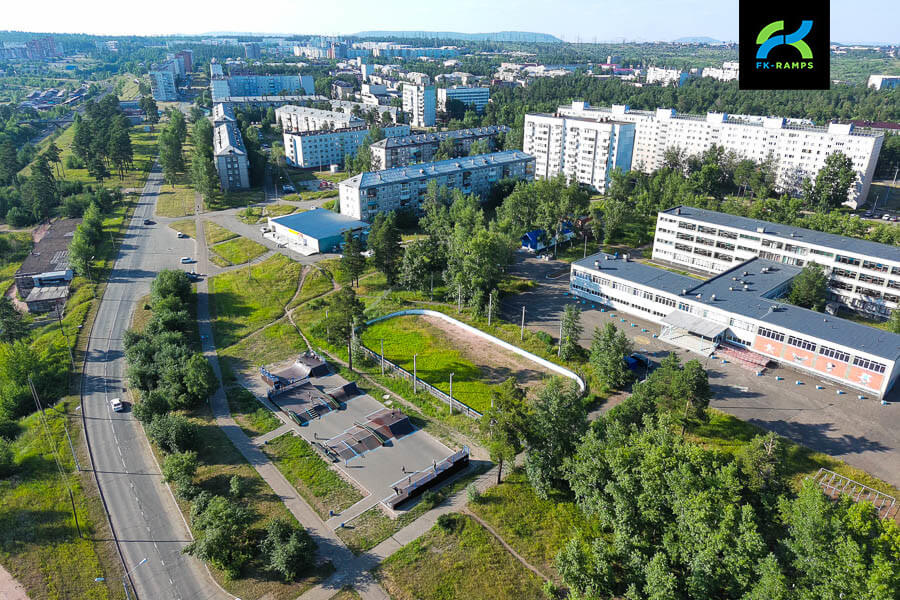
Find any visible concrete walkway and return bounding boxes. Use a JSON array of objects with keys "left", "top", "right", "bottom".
[
  {"left": 0, "top": 564, "right": 30, "bottom": 600},
  {"left": 192, "top": 215, "right": 390, "bottom": 600},
  {"left": 252, "top": 423, "right": 293, "bottom": 445}
]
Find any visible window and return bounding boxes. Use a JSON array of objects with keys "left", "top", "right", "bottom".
[
  {"left": 718, "top": 230, "right": 738, "bottom": 240},
  {"left": 862, "top": 260, "right": 888, "bottom": 273},
  {"left": 656, "top": 295, "right": 676, "bottom": 308},
  {"left": 820, "top": 346, "right": 850, "bottom": 363},
  {"left": 757, "top": 327, "right": 785, "bottom": 342},
  {"left": 787, "top": 336, "right": 816, "bottom": 352},
  {"left": 832, "top": 267, "right": 857, "bottom": 279},
  {"left": 739, "top": 233, "right": 761, "bottom": 242},
  {"left": 858, "top": 273, "right": 885, "bottom": 286},
  {"left": 836, "top": 255, "right": 861, "bottom": 266},
  {"left": 810, "top": 248, "right": 834, "bottom": 258},
  {"left": 677, "top": 302, "right": 691, "bottom": 312},
  {"left": 852, "top": 357, "right": 886, "bottom": 374}
]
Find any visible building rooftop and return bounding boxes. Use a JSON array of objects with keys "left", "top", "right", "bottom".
[
  {"left": 369, "top": 125, "right": 510, "bottom": 150},
  {"left": 213, "top": 122, "right": 246, "bottom": 156},
  {"left": 212, "top": 102, "right": 236, "bottom": 123},
  {"left": 15, "top": 219, "right": 80, "bottom": 277},
  {"left": 270, "top": 208, "right": 368, "bottom": 240},
  {"left": 574, "top": 252, "right": 900, "bottom": 361},
  {"left": 25, "top": 284, "right": 69, "bottom": 303},
  {"left": 662, "top": 206, "right": 900, "bottom": 264},
  {"left": 340, "top": 150, "right": 533, "bottom": 189}
]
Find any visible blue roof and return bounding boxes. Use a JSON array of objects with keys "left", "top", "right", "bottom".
[
  {"left": 574, "top": 253, "right": 900, "bottom": 361},
  {"left": 270, "top": 209, "right": 368, "bottom": 240},
  {"left": 663, "top": 206, "right": 900, "bottom": 264}
]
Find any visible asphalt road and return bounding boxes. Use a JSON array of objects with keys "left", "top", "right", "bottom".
[{"left": 82, "top": 165, "right": 227, "bottom": 600}]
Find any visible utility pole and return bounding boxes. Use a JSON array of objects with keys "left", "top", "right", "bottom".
[
  {"left": 487, "top": 292, "right": 493, "bottom": 326},
  {"left": 521, "top": 305, "right": 526, "bottom": 340},
  {"left": 55, "top": 305, "right": 75, "bottom": 369},
  {"left": 380, "top": 338, "right": 385, "bottom": 376},
  {"left": 558, "top": 317, "right": 563, "bottom": 357},
  {"left": 457, "top": 284, "right": 461, "bottom": 313},
  {"left": 448, "top": 372, "right": 454, "bottom": 415},
  {"left": 413, "top": 353, "right": 418, "bottom": 393},
  {"left": 583, "top": 235, "right": 587, "bottom": 258}
]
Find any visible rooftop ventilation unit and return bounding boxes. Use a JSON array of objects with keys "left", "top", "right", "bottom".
[
  {"left": 710, "top": 294, "right": 716, "bottom": 301},
  {"left": 743, "top": 284, "right": 749, "bottom": 290},
  {"left": 742, "top": 271, "right": 748, "bottom": 276},
  {"left": 756, "top": 227, "right": 765, "bottom": 233},
  {"left": 676, "top": 208, "right": 681, "bottom": 215},
  {"left": 696, "top": 294, "right": 702, "bottom": 299},
  {"left": 681, "top": 289, "right": 687, "bottom": 295},
  {"left": 729, "top": 286, "right": 734, "bottom": 291},
  {"left": 594, "top": 260, "right": 600, "bottom": 268}
]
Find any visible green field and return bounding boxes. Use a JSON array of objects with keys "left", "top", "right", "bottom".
[
  {"left": 0, "top": 231, "right": 33, "bottom": 294},
  {"left": 468, "top": 469, "right": 603, "bottom": 579},
  {"left": 204, "top": 221, "right": 238, "bottom": 245},
  {"left": 237, "top": 203, "right": 298, "bottom": 224},
  {"left": 287, "top": 267, "right": 333, "bottom": 310},
  {"left": 360, "top": 315, "right": 510, "bottom": 414},
  {"left": 0, "top": 400, "right": 124, "bottom": 600},
  {"left": 208, "top": 254, "right": 303, "bottom": 348},
  {"left": 20, "top": 124, "right": 159, "bottom": 192},
  {"left": 168, "top": 219, "right": 196, "bottom": 239},
  {"left": 377, "top": 513, "right": 544, "bottom": 600},
  {"left": 262, "top": 434, "right": 363, "bottom": 519},
  {"left": 218, "top": 321, "right": 308, "bottom": 376},
  {"left": 206, "top": 188, "right": 265, "bottom": 212},
  {"left": 210, "top": 237, "right": 268, "bottom": 265}
]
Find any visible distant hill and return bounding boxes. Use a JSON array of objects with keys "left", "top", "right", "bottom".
[
  {"left": 353, "top": 30, "right": 563, "bottom": 43},
  {"left": 672, "top": 36, "right": 725, "bottom": 44}
]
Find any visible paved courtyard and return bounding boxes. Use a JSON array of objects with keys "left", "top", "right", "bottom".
[{"left": 501, "top": 251, "right": 900, "bottom": 489}]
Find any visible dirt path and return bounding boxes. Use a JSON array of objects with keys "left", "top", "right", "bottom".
[
  {"left": 461, "top": 507, "right": 552, "bottom": 582},
  {"left": 0, "top": 565, "right": 30, "bottom": 600},
  {"left": 416, "top": 315, "right": 555, "bottom": 391}
]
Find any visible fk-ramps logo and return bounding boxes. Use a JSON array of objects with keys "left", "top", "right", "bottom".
[{"left": 739, "top": 1, "right": 829, "bottom": 90}]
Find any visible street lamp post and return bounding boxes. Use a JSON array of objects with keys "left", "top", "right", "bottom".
[
  {"left": 380, "top": 338, "right": 385, "bottom": 376},
  {"left": 122, "top": 557, "right": 148, "bottom": 600},
  {"left": 413, "top": 353, "right": 418, "bottom": 393},
  {"left": 448, "top": 372, "right": 454, "bottom": 415}
]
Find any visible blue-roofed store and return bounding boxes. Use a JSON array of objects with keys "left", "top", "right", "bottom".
[
  {"left": 266, "top": 208, "right": 368, "bottom": 256},
  {"left": 570, "top": 252, "right": 900, "bottom": 398}
]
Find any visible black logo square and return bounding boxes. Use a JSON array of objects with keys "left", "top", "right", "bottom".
[{"left": 739, "top": 0, "right": 830, "bottom": 90}]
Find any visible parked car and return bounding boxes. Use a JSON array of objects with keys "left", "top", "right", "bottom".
[
  {"left": 283, "top": 184, "right": 295, "bottom": 193},
  {"left": 882, "top": 214, "right": 892, "bottom": 221},
  {"left": 143, "top": 218, "right": 154, "bottom": 225},
  {"left": 176, "top": 231, "right": 186, "bottom": 238},
  {"left": 110, "top": 398, "right": 124, "bottom": 412},
  {"left": 180, "top": 257, "right": 194, "bottom": 264}
]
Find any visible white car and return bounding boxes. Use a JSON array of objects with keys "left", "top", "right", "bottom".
[
  {"left": 177, "top": 231, "right": 186, "bottom": 238},
  {"left": 180, "top": 257, "right": 194, "bottom": 264},
  {"left": 110, "top": 398, "right": 124, "bottom": 412}
]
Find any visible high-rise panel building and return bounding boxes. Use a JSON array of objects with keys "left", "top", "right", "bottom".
[
  {"left": 523, "top": 113, "right": 635, "bottom": 191},
  {"left": 149, "top": 69, "right": 177, "bottom": 101},
  {"left": 370, "top": 126, "right": 510, "bottom": 169},
  {"left": 283, "top": 124, "right": 410, "bottom": 169},
  {"left": 174, "top": 50, "right": 193, "bottom": 73},
  {"left": 402, "top": 84, "right": 436, "bottom": 127},
  {"left": 436, "top": 86, "right": 490, "bottom": 113},
  {"left": 559, "top": 102, "right": 884, "bottom": 207},
  {"left": 213, "top": 122, "right": 250, "bottom": 190}
]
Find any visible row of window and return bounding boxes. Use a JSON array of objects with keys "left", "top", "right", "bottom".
[{"left": 786, "top": 335, "right": 816, "bottom": 352}]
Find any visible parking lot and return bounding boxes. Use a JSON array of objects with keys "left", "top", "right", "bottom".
[{"left": 501, "top": 251, "right": 900, "bottom": 488}]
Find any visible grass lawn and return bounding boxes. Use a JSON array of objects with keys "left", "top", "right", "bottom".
[
  {"left": 336, "top": 463, "right": 489, "bottom": 555},
  {"left": 19, "top": 124, "right": 159, "bottom": 191},
  {"left": 206, "top": 188, "right": 265, "bottom": 212},
  {"left": 468, "top": 469, "right": 604, "bottom": 579},
  {"left": 208, "top": 254, "right": 303, "bottom": 348},
  {"left": 225, "top": 385, "right": 282, "bottom": 439},
  {"left": 168, "top": 219, "right": 196, "bottom": 239},
  {"left": 286, "top": 190, "right": 338, "bottom": 202},
  {"left": 219, "top": 320, "right": 308, "bottom": 376},
  {"left": 360, "top": 315, "right": 507, "bottom": 414},
  {"left": 312, "top": 170, "right": 349, "bottom": 184},
  {"left": 288, "top": 267, "right": 334, "bottom": 310},
  {"left": 377, "top": 513, "right": 545, "bottom": 600},
  {"left": 237, "top": 203, "right": 298, "bottom": 224},
  {"left": 210, "top": 237, "right": 268, "bottom": 265},
  {"left": 115, "top": 74, "right": 142, "bottom": 100},
  {"left": 204, "top": 221, "right": 238, "bottom": 245},
  {"left": 261, "top": 434, "right": 363, "bottom": 519},
  {"left": 154, "top": 172, "right": 197, "bottom": 218},
  {"left": 0, "top": 399, "right": 124, "bottom": 600}
]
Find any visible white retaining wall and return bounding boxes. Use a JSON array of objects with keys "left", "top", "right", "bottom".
[{"left": 364, "top": 309, "right": 586, "bottom": 392}]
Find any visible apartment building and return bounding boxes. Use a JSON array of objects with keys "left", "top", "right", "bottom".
[
  {"left": 283, "top": 124, "right": 410, "bottom": 169},
  {"left": 213, "top": 122, "right": 250, "bottom": 190},
  {"left": 329, "top": 100, "right": 400, "bottom": 122},
  {"left": 339, "top": 151, "right": 534, "bottom": 220},
  {"left": 436, "top": 86, "right": 490, "bottom": 113},
  {"left": 867, "top": 75, "right": 900, "bottom": 90},
  {"left": 570, "top": 252, "right": 900, "bottom": 397},
  {"left": 402, "top": 84, "right": 436, "bottom": 127},
  {"left": 523, "top": 113, "right": 635, "bottom": 191},
  {"left": 174, "top": 50, "right": 193, "bottom": 73},
  {"left": 276, "top": 105, "right": 363, "bottom": 132},
  {"left": 652, "top": 205, "right": 900, "bottom": 317},
  {"left": 211, "top": 75, "right": 314, "bottom": 102},
  {"left": 212, "top": 102, "right": 237, "bottom": 125},
  {"left": 702, "top": 61, "right": 739, "bottom": 82},
  {"left": 370, "top": 125, "right": 510, "bottom": 169},
  {"left": 149, "top": 68, "right": 177, "bottom": 101},
  {"left": 559, "top": 102, "right": 884, "bottom": 206},
  {"left": 646, "top": 66, "right": 690, "bottom": 86}
]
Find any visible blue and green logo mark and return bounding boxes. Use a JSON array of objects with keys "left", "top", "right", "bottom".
[{"left": 755, "top": 20, "right": 815, "bottom": 70}]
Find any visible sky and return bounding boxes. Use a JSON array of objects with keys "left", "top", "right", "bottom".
[{"left": 3, "top": 0, "right": 897, "bottom": 45}]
